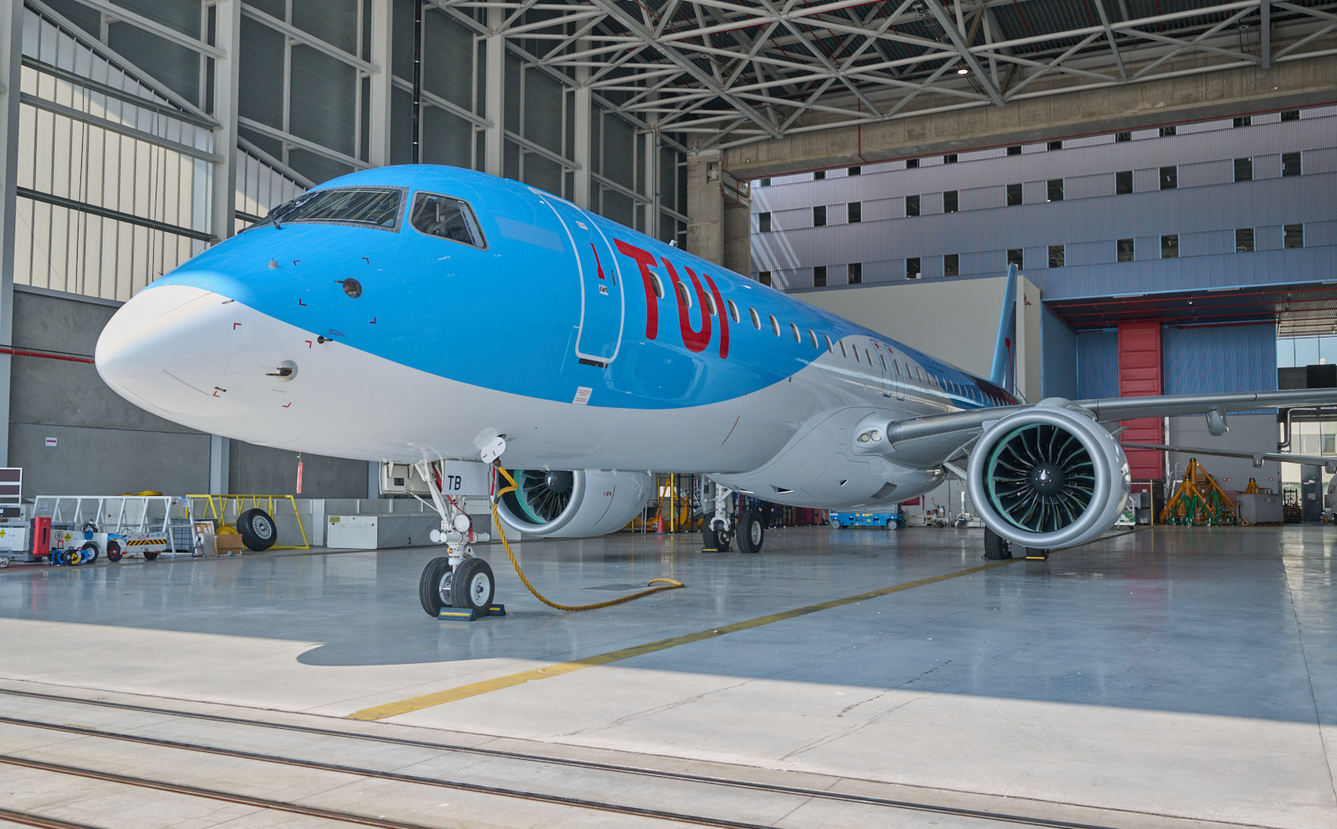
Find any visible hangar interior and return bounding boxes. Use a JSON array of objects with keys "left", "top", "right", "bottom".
[{"left": 2, "top": 1, "right": 1337, "bottom": 827}]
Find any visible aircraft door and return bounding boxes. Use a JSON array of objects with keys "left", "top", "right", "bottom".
[
  {"left": 535, "top": 190, "right": 624, "bottom": 366},
  {"left": 890, "top": 352, "right": 905, "bottom": 400}
]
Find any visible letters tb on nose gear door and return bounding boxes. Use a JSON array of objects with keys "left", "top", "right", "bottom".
[{"left": 533, "top": 190, "right": 625, "bottom": 367}]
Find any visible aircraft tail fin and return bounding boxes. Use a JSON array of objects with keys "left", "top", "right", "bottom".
[{"left": 989, "top": 264, "right": 1018, "bottom": 389}]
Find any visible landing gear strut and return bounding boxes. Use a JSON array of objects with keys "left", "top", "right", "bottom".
[
  {"left": 699, "top": 479, "right": 764, "bottom": 554},
  {"left": 415, "top": 459, "right": 498, "bottom": 619}
]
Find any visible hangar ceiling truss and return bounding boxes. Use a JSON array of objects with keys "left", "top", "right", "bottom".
[{"left": 434, "top": 0, "right": 1337, "bottom": 150}]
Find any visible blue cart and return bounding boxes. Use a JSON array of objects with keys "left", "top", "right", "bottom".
[{"left": 829, "top": 511, "right": 905, "bottom": 529}]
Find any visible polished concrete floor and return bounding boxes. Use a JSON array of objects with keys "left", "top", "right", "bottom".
[{"left": 1, "top": 524, "right": 1335, "bottom": 827}]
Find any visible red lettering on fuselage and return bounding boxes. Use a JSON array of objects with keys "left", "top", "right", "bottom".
[
  {"left": 614, "top": 239, "right": 730, "bottom": 360},
  {"left": 614, "top": 239, "right": 660, "bottom": 340},
  {"left": 662, "top": 259, "right": 711, "bottom": 353}
]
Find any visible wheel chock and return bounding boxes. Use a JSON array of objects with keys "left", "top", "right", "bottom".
[
  {"left": 700, "top": 547, "right": 724, "bottom": 554},
  {"left": 438, "top": 604, "right": 506, "bottom": 621},
  {"left": 1024, "top": 548, "right": 1050, "bottom": 561}
]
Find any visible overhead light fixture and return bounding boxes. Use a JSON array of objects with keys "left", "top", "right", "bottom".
[{"left": 957, "top": 67, "right": 969, "bottom": 75}]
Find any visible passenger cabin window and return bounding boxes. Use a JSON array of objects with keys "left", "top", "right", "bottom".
[
  {"left": 791, "top": 322, "right": 802, "bottom": 343},
  {"left": 824, "top": 334, "right": 833, "bottom": 352},
  {"left": 769, "top": 314, "right": 781, "bottom": 336},
  {"left": 262, "top": 187, "right": 404, "bottom": 230},
  {"left": 809, "top": 329, "right": 819, "bottom": 349},
  {"left": 727, "top": 299, "right": 740, "bottom": 323},
  {"left": 750, "top": 307, "right": 762, "bottom": 330},
  {"left": 675, "top": 280, "right": 693, "bottom": 307},
  {"left": 411, "top": 192, "right": 484, "bottom": 247},
  {"left": 705, "top": 293, "right": 718, "bottom": 316}
]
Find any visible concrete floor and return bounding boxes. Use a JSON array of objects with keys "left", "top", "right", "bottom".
[{"left": 0, "top": 524, "right": 1334, "bottom": 827}]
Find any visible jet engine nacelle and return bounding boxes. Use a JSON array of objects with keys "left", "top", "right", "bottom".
[
  {"left": 967, "top": 403, "right": 1130, "bottom": 550},
  {"left": 496, "top": 469, "right": 654, "bottom": 538}
]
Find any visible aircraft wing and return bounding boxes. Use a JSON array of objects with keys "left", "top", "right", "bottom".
[
  {"left": 1122, "top": 443, "right": 1337, "bottom": 474},
  {"left": 864, "top": 388, "right": 1337, "bottom": 470},
  {"left": 1073, "top": 388, "right": 1337, "bottom": 421}
]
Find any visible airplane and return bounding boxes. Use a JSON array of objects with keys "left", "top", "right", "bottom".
[{"left": 93, "top": 164, "right": 1337, "bottom": 618}]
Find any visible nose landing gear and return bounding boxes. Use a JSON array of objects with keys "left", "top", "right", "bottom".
[{"left": 414, "top": 459, "right": 505, "bottom": 621}]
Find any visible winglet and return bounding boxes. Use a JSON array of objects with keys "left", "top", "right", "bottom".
[{"left": 989, "top": 264, "right": 1018, "bottom": 388}]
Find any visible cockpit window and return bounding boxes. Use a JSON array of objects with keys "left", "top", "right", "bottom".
[
  {"left": 411, "top": 192, "right": 486, "bottom": 248},
  {"left": 260, "top": 187, "right": 405, "bottom": 230}
]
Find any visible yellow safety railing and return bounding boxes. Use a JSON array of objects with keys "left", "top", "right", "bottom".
[{"left": 187, "top": 494, "right": 310, "bottom": 550}]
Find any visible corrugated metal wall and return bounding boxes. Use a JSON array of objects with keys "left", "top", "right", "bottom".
[
  {"left": 1163, "top": 323, "right": 1278, "bottom": 395},
  {"left": 752, "top": 107, "right": 1337, "bottom": 301},
  {"left": 1041, "top": 308, "right": 1077, "bottom": 399},
  {"left": 1076, "top": 330, "right": 1118, "bottom": 399}
]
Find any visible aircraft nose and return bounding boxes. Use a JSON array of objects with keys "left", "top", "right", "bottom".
[{"left": 96, "top": 283, "right": 236, "bottom": 418}]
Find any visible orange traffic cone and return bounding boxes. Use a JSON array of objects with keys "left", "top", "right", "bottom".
[{"left": 655, "top": 511, "right": 665, "bottom": 534}]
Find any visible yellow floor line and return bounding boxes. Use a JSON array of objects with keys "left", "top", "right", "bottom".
[{"left": 349, "top": 558, "right": 1019, "bottom": 721}]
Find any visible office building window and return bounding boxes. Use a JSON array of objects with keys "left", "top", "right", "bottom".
[
  {"left": 813, "top": 265, "right": 827, "bottom": 287},
  {"left": 1285, "top": 224, "right": 1304, "bottom": 249},
  {"left": 1282, "top": 110, "right": 1299, "bottom": 121},
  {"left": 1283, "top": 151, "right": 1302, "bottom": 177},
  {"left": 1116, "top": 131, "right": 1131, "bottom": 142},
  {"left": 906, "top": 258, "right": 921, "bottom": 279},
  {"left": 758, "top": 271, "right": 772, "bottom": 286},
  {"left": 1233, "top": 116, "right": 1252, "bottom": 128},
  {"left": 759, "top": 177, "right": 771, "bottom": 187},
  {"left": 1234, "top": 157, "right": 1252, "bottom": 182},
  {"left": 1007, "top": 145, "right": 1021, "bottom": 156},
  {"left": 813, "top": 205, "right": 826, "bottom": 227},
  {"left": 944, "top": 153, "right": 958, "bottom": 164},
  {"left": 1047, "top": 178, "right": 1064, "bottom": 201},
  {"left": 944, "top": 190, "right": 958, "bottom": 213},
  {"left": 1048, "top": 140, "right": 1063, "bottom": 151},
  {"left": 847, "top": 202, "right": 861, "bottom": 223},
  {"left": 1160, "top": 126, "right": 1177, "bottom": 137},
  {"left": 905, "top": 194, "right": 920, "bottom": 217},
  {"left": 1236, "top": 228, "right": 1254, "bottom": 253},
  {"left": 1007, "top": 248, "right": 1023, "bottom": 268},
  {"left": 848, "top": 262, "right": 862, "bottom": 284},
  {"left": 944, "top": 254, "right": 959, "bottom": 277},
  {"left": 758, "top": 212, "right": 771, "bottom": 232},
  {"left": 848, "top": 166, "right": 861, "bottom": 176},
  {"left": 906, "top": 158, "right": 919, "bottom": 169},
  {"left": 1048, "top": 245, "right": 1065, "bottom": 268},
  {"left": 1116, "top": 170, "right": 1133, "bottom": 194},
  {"left": 1161, "top": 234, "right": 1178, "bottom": 259},
  {"left": 1160, "top": 166, "right": 1177, "bottom": 189},
  {"left": 1007, "top": 183, "right": 1022, "bottom": 206},
  {"left": 1117, "top": 238, "right": 1135, "bottom": 263},
  {"left": 814, "top": 170, "right": 825, "bottom": 180}
]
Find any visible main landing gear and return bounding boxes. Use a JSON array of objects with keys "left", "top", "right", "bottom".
[
  {"left": 700, "top": 479, "right": 765, "bottom": 555},
  {"left": 983, "top": 527, "right": 1049, "bottom": 561},
  {"left": 415, "top": 459, "right": 502, "bottom": 620}
]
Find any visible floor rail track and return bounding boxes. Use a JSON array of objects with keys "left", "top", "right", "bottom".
[{"left": 0, "top": 687, "right": 1138, "bottom": 829}]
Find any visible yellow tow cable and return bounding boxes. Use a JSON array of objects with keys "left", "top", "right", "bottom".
[{"left": 490, "top": 464, "right": 685, "bottom": 611}]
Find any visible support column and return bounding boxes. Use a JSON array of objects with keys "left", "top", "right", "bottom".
[
  {"left": 643, "top": 111, "right": 658, "bottom": 238},
  {"left": 0, "top": 0, "right": 20, "bottom": 465},
  {"left": 1118, "top": 321, "right": 1164, "bottom": 483},
  {"left": 367, "top": 0, "right": 393, "bottom": 167},
  {"left": 482, "top": 8, "right": 505, "bottom": 177},
  {"left": 572, "top": 54, "right": 591, "bottom": 209},
  {"left": 685, "top": 142, "right": 723, "bottom": 265},
  {"left": 209, "top": 434, "right": 230, "bottom": 495},
  {"left": 207, "top": 0, "right": 242, "bottom": 494}
]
